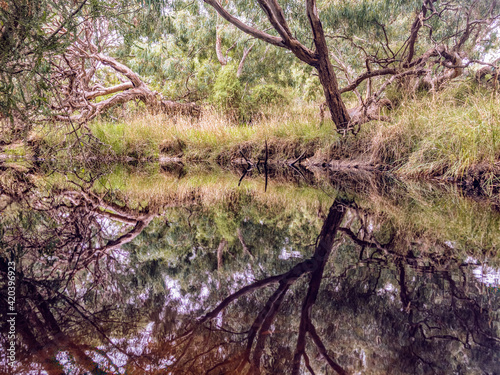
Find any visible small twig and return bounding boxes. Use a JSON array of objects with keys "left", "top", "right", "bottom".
[
  {"left": 238, "top": 168, "right": 249, "bottom": 187},
  {"left": 290, "top": 151, "right": 306, "bottom": 167},
  {"left": 239, "top": 150, "right": 254, "bottom": 167},
  {"left": 256, "top": 159, "right": 262, "bottom": 173},
  {"left": 264, "top": 139, "right": 269, "bottom": 192}
]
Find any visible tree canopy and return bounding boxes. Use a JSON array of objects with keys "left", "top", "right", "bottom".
[{"left": 1, "top": 0, "right": 499, "bottom": 137}]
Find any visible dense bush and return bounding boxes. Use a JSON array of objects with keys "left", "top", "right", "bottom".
[
  {"left": 209, "top": 65, "right": 245, "bottom": 121},
  {"left": 250, "top": 84, "right": 288, "bottom": 107}
]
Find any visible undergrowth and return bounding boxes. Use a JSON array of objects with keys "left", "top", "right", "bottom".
[
  {"left": 19, "top": 81, "right": 500, "bottom": 183},
  {"left": 90, "top": 103, "right": 340, "bottom": 162},
  {"left": 370, "top": 83, "right": 500, "bottom": 180}
]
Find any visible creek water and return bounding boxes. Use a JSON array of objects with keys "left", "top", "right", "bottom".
[{"left": 1, "top": 162, "right": 499, "bottom": 374}]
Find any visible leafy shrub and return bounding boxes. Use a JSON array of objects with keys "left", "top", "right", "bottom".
[
  {"left": 302, "top": 76, "right": 322, "bottom": 102},
  {"left": 210, "top": 68, "right": 292, "bottom": 123},
  {"left": 250, "top": 84, "right": 288, "bottom": 107},
  {"left": 209, "top": 65, "right": 244, "bottom": 120}
]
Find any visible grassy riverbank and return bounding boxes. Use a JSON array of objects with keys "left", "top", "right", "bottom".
[
  {"left": 12, "top": 82, "right": 500, "bottom": 186},
  {"left": 370, "top": 86, "right": 500, "bottom": 181},
  {"left": 90, "top": 103, "right": 339, "bottom": 162}
]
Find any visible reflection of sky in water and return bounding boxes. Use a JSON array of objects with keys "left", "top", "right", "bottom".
[
  {"left": 56, "top": 351, "right": 77, "bottom": 374},
  {"left": 165, "top": 276, "right": 199, "bottom": 313},
  {"left": 98, "top": 272, "right": 258, "bottom": 371},
  {"left": 279, "top": 247, "right": 302, "bottom": 260},
  {"left": 164, "top": 275, "right": 210, "bottom": 313},
  {"left": 95, "top": 216, "right": 127, "bottom": 238},
  {"left": 228, "top": 268, "right": 256, "bottom": 292},
  {"left": 466, "top": 256, "right": 500, "bottom": 287},
  {"left": 162, "top": 269, "right": 255, "bottom": 315},
  {"left": 472, "top": 265, "right": 500, "bottom": 286},
  {"left": 279, "top": 237, "right": 302, "bottom": 259},
  {"left": 376, "top": 283, "right": 396, "bottom": 301},
  {"left": 111, "top": 248, "right": 130, "bottom": 266}
]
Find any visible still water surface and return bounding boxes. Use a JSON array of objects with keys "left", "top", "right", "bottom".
[{"left": 1, "top": 162, "right": 499, "bottom": 374}]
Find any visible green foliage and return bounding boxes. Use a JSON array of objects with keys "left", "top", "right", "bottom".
[
  {"left": 301, "top": 76, "right": 323, "bottom": 102},
  {"left": 209, "top": 65, "right": 247, "bottom": 121},
  {"left": 250, "top": 84, "right": 288, "bottom": 107},
  {"left": 0, "top": 0, "right": 129, "bottom": 137},
  {"left": 0, "top": 0, "right": 56, "bottom": 131},
  {"left": 123, "top": 8, "right": 220, "bottom": 102},
  {"left": 119, "top": 5, "right": 299, "bottom": 106},
  {"left": 209, "top": 73, "right": 292, "bottom": 122}
]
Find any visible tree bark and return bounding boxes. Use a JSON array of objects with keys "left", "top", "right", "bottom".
[
  {"left": 316, "top": 58, "right": 350, "bottom": 130},
  {"left": 216, "top": 26, "right": 228, "bottom": 65},
  {"left": 237, "top": 43, "right": 254, "bottom": 78},
  {"left": 291, "top": 199, "right": 347, "bottom": 375},
  {"left": 306, "top": 0, "right": 350, "bottom": 129},
  {"left": 204, "top": 0, "right": 351, "bottom": 130}
]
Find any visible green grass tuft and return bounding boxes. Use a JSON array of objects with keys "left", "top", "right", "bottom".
[{"left": 370, "top": 86, "right": 500, "bottom": 179}]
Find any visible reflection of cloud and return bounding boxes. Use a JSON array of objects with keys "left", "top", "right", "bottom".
[
  {"left": 164, "top": 276, "right": 199, "bottom": 313},
  {"left": 444, "top": 240, "right": 455, "bottom": 248},
  {"left": 278, "top": 247, "right": 302, "bottom": 260},
  {"left": 465, "top": 257, "right": 500, "bottom": 287},
  {"left": 472, "top": 265, "right": 500, "bottom": 287},
  {"left": 200, "top": 284, "right": 210, "bottom": 299},
  {"left": 465, "top": 256, "right": 479, "bottom": 264},
  {"left": 162, "top": 268, "right": 256, "bottom": 315},
  {"left": 128, "top": 321, "right": 155, "bottom": 356},
  {"left": 376, "top": 283, "right": 396, "bottom": 301},
  {"left": 230, "top": 269, "right": 255, "bottom": 289},
  {"left": 164, "top": 275, "right": 213, "bottom": 313}
]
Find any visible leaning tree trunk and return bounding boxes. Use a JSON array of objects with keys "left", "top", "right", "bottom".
[
  {"left": 316, "top": 57, "right": 350, "bottom": 130},
  {"left": 204, "top": 0, "right": 351, "bottom": 131},
  {"left": 306, "top": 0, "right": 350, "bottom": 130},
  {"left": 49, "top": 20, "right": 201, "bottom": 124}
]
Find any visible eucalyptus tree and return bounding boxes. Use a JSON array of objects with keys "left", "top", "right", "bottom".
[
  {"left": 0, "top": 0, "right": 206, "bottom": 136},
  {"left": 49, "top": 18, "right": 201, "bottom": 124},
  {"left": 201, "top": 0, "right": 500, "bottom": 130},
  {"left": 0, "top": 0, "right": 122, "bottom": 136},
  {"left": 201, "top": 0, "right": 352, "bottom": 129}
]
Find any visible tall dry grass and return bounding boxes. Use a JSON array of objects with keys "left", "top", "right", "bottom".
[
  {"left": 36, "top": 83, "right": 500, "bottom": 184},
  {"left": 370, "top": 86, "right": 500, "bottom": 179},
  {"left": 91, "top": 104, "right": 339, "bottom": 160}
]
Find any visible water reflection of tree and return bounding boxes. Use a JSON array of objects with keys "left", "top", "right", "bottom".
[
  {"left": 187, "top": 198, "right": 347, "bottom": 374},
  {"left": 321, "top": 217, "right": 500, "bottom": 375},
  {"left": 0, "top": 174, "right": 155, "bottom": 374},
  {"left": 126, "top": 196, "right": 498, "bottom": 375},
  {"left": 1, "top": 171, "right": 499, "bottom": 374},
  {"left": 150, "top": 201, "right": 498, "bottom": 375}
]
